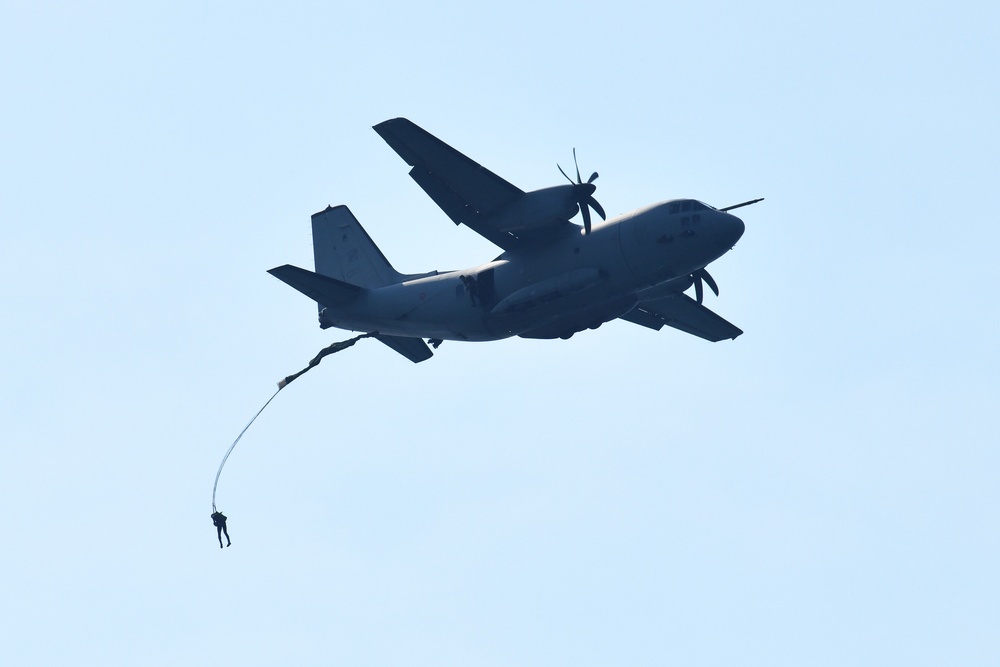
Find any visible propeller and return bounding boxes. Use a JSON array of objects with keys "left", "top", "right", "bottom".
[
  {"left": 691, "top": 268, "right": 719, "bottom": 305},
  {"left": 558, "top": 148, "right": 606, "bottom": 234}
]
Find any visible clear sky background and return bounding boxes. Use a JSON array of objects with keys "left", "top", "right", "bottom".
[{"left": 2, "top": 1, "right": 998, "bottom": 665}]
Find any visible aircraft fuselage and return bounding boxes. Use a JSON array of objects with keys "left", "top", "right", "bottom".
[{"left": 318, "top": 199, "right": 744, "bottom": 341}]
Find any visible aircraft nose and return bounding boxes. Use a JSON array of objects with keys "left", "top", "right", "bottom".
[{"left": 720, "top": 212, "right": 745, "bottom": 247}]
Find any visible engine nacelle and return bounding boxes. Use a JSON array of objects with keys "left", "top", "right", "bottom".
[{"left": 485, "top": 185, "right": 579, "bottom": 233}]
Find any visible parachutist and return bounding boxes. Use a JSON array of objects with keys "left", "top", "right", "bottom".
[
  {"left": 211, "top": 511, "right": 231, "bottom": 548},
  {"left": 459, "top": 275, "right": 478, "bottom": 306}
]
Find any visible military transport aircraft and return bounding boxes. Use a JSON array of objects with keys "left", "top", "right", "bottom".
[{"left": 268, "top": 118, "right": 760, "bottom": 362}]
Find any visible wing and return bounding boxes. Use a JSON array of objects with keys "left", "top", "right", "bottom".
[
  {"left": 620, "top": 293, "right": 743, "bottom": 342},
  {"left": 374, "top": 118, "right": 572, "bottom": 250}
]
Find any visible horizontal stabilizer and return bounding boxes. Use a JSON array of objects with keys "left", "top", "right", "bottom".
[
  {"left": 621, "top": 293, "right": 742, "bottom": 342},
  {"left": 374, "top": 334, "right": 433, "bottom": 363},
  {"left": 268, "top": 264, "right": 363, "bottom": 307}
]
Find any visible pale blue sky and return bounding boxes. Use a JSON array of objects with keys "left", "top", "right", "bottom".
[{"left": 2, "top": 1, "right": 998, "bottom": 665}]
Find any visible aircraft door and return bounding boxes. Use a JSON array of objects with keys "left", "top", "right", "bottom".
[{"left": 476, "top": 268, "right": 496, "bottom": 309}]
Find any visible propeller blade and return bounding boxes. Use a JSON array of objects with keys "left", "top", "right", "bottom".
[
  {"left": 558, "top": 163, "right": 573, "bottom": 184},
  {"left": 694, "top": 274, "right": 704, "bottom": 304},
  {"left": 558, "top": 150, "right": 602, "bottom": 233},
  {"left": 587, "top": 196, "right": 606, "bottom": 221},
  {"left": 698, "top": 268, "right": 719, "bottom": 296}
]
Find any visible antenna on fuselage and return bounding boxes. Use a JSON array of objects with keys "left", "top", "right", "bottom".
[{"left": 718, "top": 198, "right": 764, "bottom": 212}]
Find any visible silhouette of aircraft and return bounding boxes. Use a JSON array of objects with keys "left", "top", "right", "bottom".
[{"left": 269, "top": 118, "right": 760, "bottom": 362}]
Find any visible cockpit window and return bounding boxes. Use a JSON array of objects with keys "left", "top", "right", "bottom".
[{"left": 670, "top": 200, "right": 711, "bottom": 214}]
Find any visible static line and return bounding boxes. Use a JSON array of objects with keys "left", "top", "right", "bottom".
[
  {"left": 212, "top": 387, "right": 281, "bottom": 513},
  {"left": 210, "top": 332, "right": 377, "bottom": 513}
]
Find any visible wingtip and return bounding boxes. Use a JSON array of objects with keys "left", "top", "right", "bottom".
[
  {"left": 267, "top": 264, "right": 293, "bottom": 277},
  {"left": 373, "top": 117, "right": 409, "bottom": 131}
]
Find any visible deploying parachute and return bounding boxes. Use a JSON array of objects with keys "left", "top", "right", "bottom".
[{"left": 210, "top": 332, "right": 377, "bottom": 519}]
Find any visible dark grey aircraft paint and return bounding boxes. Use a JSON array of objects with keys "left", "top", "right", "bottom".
[{"left": 269, "top": 118, "right": 758, "bottom": 362}]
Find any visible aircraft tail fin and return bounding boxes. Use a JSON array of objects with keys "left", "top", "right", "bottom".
[{"left": 312, "top": 205, "right": 404, "bottom": 288}]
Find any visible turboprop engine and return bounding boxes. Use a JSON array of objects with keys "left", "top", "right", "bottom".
[
  {"left": 485, "top": 184, "right": 581, "bottom": 234},
  {"left": 486, "top": 151, "right": 607, "bottom": 234}
]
